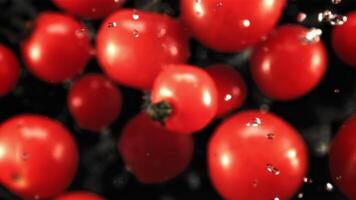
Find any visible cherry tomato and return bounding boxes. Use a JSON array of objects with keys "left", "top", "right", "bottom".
[
  {"left": 206, "top": 64, "right": 247, "bottom": 117},
  {"left": 68, "top": 74, "right": 122, "bottom": 132},
  {"left": 118, "top": 112, "right": 193, "bottom": 183},
  {"left": 208, "top": 110, "right": 308, "bottom": 200},
  {"left": 332, "top": 12, "right": 356, "bottom": 67},
  {"left": 251, "top": 25, "right": 328, "bottom": 100},
  {"left": 180, "top": 0, "right": 286, "bottom": 52},
  {"left": 0, "top": 115, "right": 79, "bottom": 199},
  {"left": 22, "top": 12, "right": 91, "bottom": 83},
  {"left": 329, "top": 114, "right": 356, "bottom": 200},
  {"left": 52, "top": 0, "right": 125, "bottom": 19},
  {"left": 97, "top": 9, "right": 190, "bottom": 90},
  {"left": 150, "top": 65, "right": 218, "bottom": 134},
  {"left": 54, "top": 191, "right": 104, "bottom": 200},
  {"left": 0, "top": 45, "right": 20, "bottom": 96}
]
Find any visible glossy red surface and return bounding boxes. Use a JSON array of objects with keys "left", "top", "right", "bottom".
[
  {"left": 0, "top": 45, "right": 20, "bottom": 96},
  {"left": 54, "top": 191, "right": 104, "bottom": 200},
  {"left": 208, "top": 110, "right": 308, "bottom": 200},
  {"left": 97, "top": 9, "right": 190, "bottom": 90},
  {"left": 0, "top": 115, "right": 79, "bottom": 199}
]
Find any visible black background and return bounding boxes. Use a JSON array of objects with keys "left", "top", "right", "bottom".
[{"left": 0, "top": 0, "right": 355, "bottom": 199}]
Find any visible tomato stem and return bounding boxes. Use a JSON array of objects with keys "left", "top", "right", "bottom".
[{"left": 146, "top": 101, "right": 172, "bottom": 125}]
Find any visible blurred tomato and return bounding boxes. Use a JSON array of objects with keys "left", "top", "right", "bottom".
[
  {"left": 54, "top": 191, "right": 104, "bottom": 200},
  {"left": 251, "top": 25, "right": 328, "bottom": 100},
  {"left": 0, "top": 115, "right": 79, "bottom": 199},
  {"left": 332, "top": 12, "right": 356, "bottom": 67},
  {"left": 150, "top": 65, "right": 218, "bottom": 134},
  {"left": 52, "top": 0, "right": 125, "bottom": 19},
  {"left": 68, "top": 74, "right": 122, "bottom": 132},
  {"left": 329, "top": 114, "right": 356, "bottom": 200},
  {"left": 208, "top": 110, "right": 308, "bottom": 200},
  {"left": 0, "top": 45, "right": 20, "bottom": 96},
  {"left": 22, "top": 12, "right": 91, "bottom": 83},
  {"left": 97, "top": 9, "right": 190, "bottom": 90},
  {"left": 180, "top": 0, "right": 286, "bottom": 52},
  {"left": 118, "top": 113, "right": 193, "bottom": 183},
  {"left": 206, "top": 64, "right": 247, "bottom": 117}
]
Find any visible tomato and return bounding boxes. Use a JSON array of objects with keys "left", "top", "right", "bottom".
[
  {"left": 208, "top": 110, "right": 308, "bottom": 200},
  {"left": 22, "top": 12, "right": 91, "bottom": 83},
  {"left": 329, "top": 114, "right": 356, "bottom": 200},
  {"left": 206, "top": 64, "right": 247, "bottom": 117},
  {"left": 0, "top": 115, "right": 79, "bottom": 199},
  {"left": 332, "top": 12, "right": 356, "bottom": 67},
  {"left": 118, "top": 112, "right": 193, "bottom": 183},
  {"left": 149, "top": 65, "right": 218, "bottom": 134},
  {"left": 251, "top": 25, "right": 328, "bottom": 101},
  {"left": 0, "top": 45, "right": 20, "bottom": 96},
  {"left": 96, "top": 9, "right": 190, "bottom": 90},
  {"left": 54, "top": 191, "right": 104, "bottom": 200},
  {"left": 68, "top": 74, "right": 122, "bottom": 132},
  {"left": 180, "top": 0, "right": 286, "bottom": 52},
  {"left": 52, "top": 0, "right": 125, "bottom": 19}
]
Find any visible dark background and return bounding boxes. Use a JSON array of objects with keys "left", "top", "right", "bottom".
[{"left": 0, "top": 0, "right": 355, "bottom": 199}]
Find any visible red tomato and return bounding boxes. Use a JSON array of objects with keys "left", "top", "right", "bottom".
[
  {"left": 118, "top": 113, "right": 193, "bottom": 183},
  {"left": 68, "top": 74, "right": 122, "bottom": 132},
  {"left": 329, "top": 114, "right": 356, "bottom": 200},
  {"left": 150, "top": 65, "right": 218, "bottom": 134},
  {"left": 206, "top": 64, "right": 247, "bottom": 117},
  {"left": 96, "top": 9, "right": 190, "bottom": 90},
  {"left": 52, "top": 0, "right": 125, "bottom": 19},
  {"left": 0, "top": 45, "right": 20, "bottom": 96},
  {"left": 180, "top": 0, "right": 286, "bottom": 52},
  {"left": 208, "top": 110, "right": 308, "bottom": 200},
  {"left": 251, "top": 25, "right": 328, "bottom": 100},
  {"left": 332, "top": 12, "right": 356, "bottom": 67},
  {"left": 22, "top": 12, "right": 91, "bottom": 83},
  {"left": 0, "top": 115, "right": 79, "bottom": 199},
  {"left": 54, "top": 191, "right": 104, "bottom": 200}
]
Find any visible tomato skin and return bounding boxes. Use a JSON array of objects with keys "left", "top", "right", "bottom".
[
  {"left": 0, "top": 115, "right": 79, "bottom": 199},
  {"left": 68, "top": 74, "right": 122, "bottom": 132},
  {"left": 332, "top": 12, "right": 356, "bottom": 67},
  {"left": 208, "top": 110, "right": 308, "bottom": 200},
  {"left": 206, "top": 64, "right": 247, "bottom": 117},
  {"left": 180, "top": 0, "right": 286, "bottom": 52},
  {"left": 0, "top": 45, "right": 20, "bottom": 96},
  {"left": 329, "top": 114, "right": 356, "bottom": 200},
  {"left": 54, "top": 192, "right": 105, "bottom": 200},
  {"left": 52, "top": 0, "right": 125, "bottom": 19},
  {"left": 118, "top": 113, "right": 194, "bottom": 183},
  {"left": 22, "top": 12, "right": 91, "bottom": 83},
  {"left": 151, "top": 65, "right": 218, "bottom": 134},
  {"left": 97, "top": 9, "right": 190, "bottom": 90},
  {"left": 251, "top": 25, "right": 328, "bottom": 101}
]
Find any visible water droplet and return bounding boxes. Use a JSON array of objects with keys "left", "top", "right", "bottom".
[
  {"left": 303, "top": 28, "right": 322, "bottom": 44},
  {"left": 246, "top": 117, "right": 261, "bottom": 127},
  {"left": 224, "top": 94, "right": 232, "bottom": 101},
  {"left": 274, "top": 197, "right": 280, "bottom": 200},
  {"left": 158, "top": 28, "right": 167, "bottom": 38},
  {"left": 75, "top": 28, "right": 87, "bottom": 39},
  {"left": 336, "top": 175, "right": 342, "bottom": 180},
  {"left": 334, "top": 89, "right": 340, "bottom": 93},
  {"left": 242, "top": 19, "right": 251, "bottom": 27},
  {"left": 267, "top": 133, "right": 275, "bottom": 140},
  {"left": 266, "top": 163, "right": 280, "bottom": 175},
  {"left": 325, "top": 182, "right": 334, "bottom": 191},
  {"left": 21, "top": 152, "right": 29, "bottom": 161},
  {"left": 252, "top": 179, "right": 259, "bottom": 188},
  {"left": 303, "top": 177, "right": 313, "bottom": 184},
  {"left": 318, "top": 10, "right": 347, "bottom": 26},
  {"left": 297, "top": 192, "right": 304, "bottom": 198},
  {"left": 331, "top": 0, "right": 341, "bottom": 4},
  {"left": 216, "top": 1, "right": 223, "bottom": 7},
  {"left": 133, "top": 29, "right": 139, "bottom": 37},
  {"left": 132, "top": 10, "right": 140, "bottom": 20},
  {"left": 107, "top": 22, "right": 117, "bottom": 28},
  {"left": 297, "top": 12, "right": 307, "bottom": 22}
]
